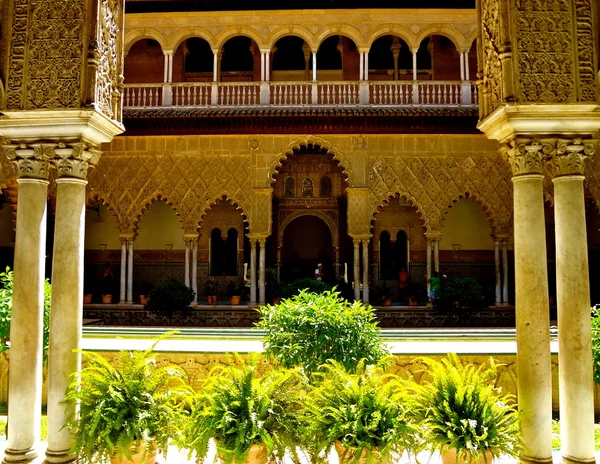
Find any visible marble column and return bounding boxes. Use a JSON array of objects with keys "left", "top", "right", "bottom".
[
  {"left": 45, "top": 146, "right": 98, "bottom": 464},
  {"left": 507, "top": 138, "right": 553, "bottom": 463},
  {"left": 250, "top": 239, "right": 257, "bottom": 305},
  {"left": 362, "top": 239, "right": 369, "bottom": 304},
  {"left": 359, "top": 52, "right": 364, "bottom": 81},
  {"left": 2, "top": 147, "right": 49, "bottom": 464},
  {"left": 425, "top": 238, "right": 432, "bottom": 297},
  {"left": 433, "top": 239, "right": 440, "bottom": 273},
  {"left": 501, "top": 238, "right": 509, "bottom": 304},
  {"left": 184, "top": 238, "right": 191, "bottom": 287},
  {"left": 258, "top": 239, "right": 266, "bottom": 305},
  {"left": 553, "top": 139, "right": 596, "bottom": 463},
  {"left": 353, "top": 239, "right": 361, "bottom": 301},
  {"left": 493, "top": 238, "right": 502, "bottom": 306},
  {"left": 119, "top": 237, "right": 127, "bottom": 304},
  {"left": 126, "top": 238, "right": 134, "bottom": 304},
  {"left": 192, "top": 238, "right": 198, "bottom": 303}
]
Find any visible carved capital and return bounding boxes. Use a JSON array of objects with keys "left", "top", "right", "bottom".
[
  {"left": 3, "top": 143, "right": 52, "bottom": 179},
  {"left": 503, "top": 137, "right": 555, "bottom": 176},
  {"left": 353, "top": 239, "right": 361, "bottom": 247},
  {"left": 184, "top": 235, "right": 199, "bottom": 247},
  {"left": 258, "top": 239, "right": 267, "bottom": 248},
  {"left": 551, "top": 138, "right": 597, "bottom": 177},
  {"left": 51, "top": 143, "right": 102, "bottom": 179}
]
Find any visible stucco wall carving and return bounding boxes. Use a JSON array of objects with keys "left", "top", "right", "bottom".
[{"left": 478, "top": 0, "right": 502, "bottom": 119}]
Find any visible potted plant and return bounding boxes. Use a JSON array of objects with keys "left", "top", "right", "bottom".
[
  {"left": 411, "top": 353, "right": 521, "bottom": 464},
  {"left": 138, "top": 282, "right": 154, "bottom": 305},
  {"left": 303, "top": 360, "right": 418, "bottom": 464},
  {"left": 145, "top": 280, "right": 195, "bottom": 325},
  {"left": 100, "top": 264, "right": 116, "bottom": 304},
  {"left": 226, "top": 280, "right": 242, "bottom": 305},
  {"left": 64, "top": 334, "right": 191, "bottom": 464},
  {"left": 434, "top": 277, "right": 486, "bottom": 318},
  {"left": 183, "top": 358, "right": 303, "bottom": 464},
  {"left": 256, "top": 289, "right": 389, "bottom": 375},
  {"left": 204, "top": 279, "right": 218, "bottom": 305}
]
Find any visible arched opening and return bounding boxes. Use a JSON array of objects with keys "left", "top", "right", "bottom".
[
  {"left": 316, "top": 35, "right": 359, "bottom": 81},
  {"left": 368, "top": 35, "right": 413, "bottom": 81},
  {"left": 210, "top": 228, "right": 225, "bottom": 276},
  {"left": 173, "top": 37, "right": 213, "bottom": 82},
  {"left": 225, "top": 228, "right": 239, "bottom": 276},
  {"left": 220, "top": 36, "right": 259, "bottom": 81},
  {"left": 124, "top": 39, "right": 164, "bottom": 84},
  {"left": 417, "top": 35, "right": 460, "bottom": 81},
  {"left": 272, "top": 36, "right": 311, "bottom": 81},
  {"left": 281, "top": 215, "right": 333, "bottom": 282}
]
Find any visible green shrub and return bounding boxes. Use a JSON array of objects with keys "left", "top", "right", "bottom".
[
  {"left": 281, "top": 278, "right": 332, "bottom": 298},
  {"left": 145, "top": 280, "right": 195, "bottom": 318},
  {"left": 411, "top": 354, "right": 521, "bottom": 462},
  {"left": 0, "top": 267, "right": 51, "bottom": 362},
  {"left": 256, "top": 289, "right": 389, "bottom": 375},
  {"left": 183, "top": 358, "right": 303, "bottom": 464},
  {"left": 434, "top": 277, "right": 486, "bottom": 315},
  {"left": 591, "top": 305, "right": 600, "bottom": 384}
]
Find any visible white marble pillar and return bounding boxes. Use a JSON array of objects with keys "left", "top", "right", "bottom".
[
  {"left": 359, "top": 52, "right": 364, "bottom": 81},
  {"left": 353, "top": 239, "right": 361, "bottom": 301},
  {"left": 464, "top": 50, "right": 470, "bottom": 81},
  {"left": 260, "top": 52, "right": 266, "bottom": 81},
  {"left": 265, "top": 53, "right": 270, "bottom": 81},
  {"left": 425, "top": 238, "right": 432, "bottom": 297},
  {"left": 553, "top": 141, "right": 596, "bottom": 463},
  {"left": 460, "top": 52, "right": 465, "bottom": 81},
  {"left": 192, "top": 238, "right": 198, "bottom": 303},
  {"left": 259, "top": 239, "right": 266, "bottom": 305},
  {"left": 433, "top": 239, "right": 440, "bottom": 273},
  {"left": 364, "top": 53, "right": 369, "bottom": 81},
  {"left": 250, "top": 239, "right": 257, "bottom": 304},
  {"left": 312, "top": 51, "right": 317, "bottom": 81},
  {"left": 509, "top": 140, "right": 553, "bottom": 463},
  {"left": 184, "top": 238, "right": 191, "bottom": 287},
  {"left": 2, "top": 148, "right": 49, "bottom": 464},
  {"left": 119, "top": 237, "right": 127, "bottom": 304},
  {"left": 412, "top": 50, "right": 417, "bottom": 80},
  {"left": 493, "top": 238, "right": 502, "bottom": 306},
  {"left": 362, "top": 239, "right": 369, "bottom": 304},
  {"left": 126, "top": 238, "right": 134, "bottom": 304},
  {"left": 501, "top": 239, "right": 509, "bottom": 304},
  {"left": 213, "top": 51, "right": 219, "bottom": 82},
  {"left": 46, "top": 149, "right": 95, "bottom": 464}
]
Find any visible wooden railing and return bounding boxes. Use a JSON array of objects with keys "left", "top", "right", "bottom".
[{"left": 123, "top": 80, "right": 477, "bottom": 108}]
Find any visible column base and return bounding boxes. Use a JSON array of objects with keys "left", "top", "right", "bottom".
[
  {"left": 561, "top": 455, "right": 596, "bottom": 464},
  {"left": 3, "top": 447, "right": 38, "bottom": 464},
  {"left": 43, "top": 449, "right": 78, "bottom": 464},
  {"left": 519, "top": 455, "right": 554, "bottom": 464}
]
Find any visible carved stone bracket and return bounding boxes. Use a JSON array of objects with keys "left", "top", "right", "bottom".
[
  {"left": 2, "top": 143, "right": 53, "bottom": 180},
  {"left": 551, "top": 138, "right": 597, "bottom": 177}
]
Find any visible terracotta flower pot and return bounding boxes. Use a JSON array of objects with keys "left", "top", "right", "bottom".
[
  {"left": 383, "top": 297, "right": 392, "bottom": 306},
  {"left": 441, "top": 448, "right": 495, "bottom": 464},
  {"left": 140, "top": 295, "right": 149, "bottom": 305},
  {"left": 230, "top": 295, "right": 241, "bottom": 305},
  {"left": 334, "top": 440, "right": 388, "bottom": 464},
  {"left": 102, "top": 294, "right": 113, "bottom": 304},
  {"left": 83, "top": 294, "right": 93, "bottom": 304},
  {"left": 110, "top": 441, "right": 157, "bottom": 464}
]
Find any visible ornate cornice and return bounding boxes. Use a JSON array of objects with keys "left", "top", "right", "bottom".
[{"left": 551, "top": 138, "right": 597, "bottom": 177}]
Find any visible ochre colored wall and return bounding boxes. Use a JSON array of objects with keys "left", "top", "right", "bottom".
[
  {"left": 124, "top": 39, "right": 164, "bottom": 84},
  {"left": 135, "top": 201, "right": 185, "bottom": 250},
  {"left": 440, "top": 198, "right": 494, "bottom": 251},
  {"left": 85, "top": 205, "right": 121, "bottom": 250}
]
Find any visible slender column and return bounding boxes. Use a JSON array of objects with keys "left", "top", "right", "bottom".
[
  {"left": 250, "top": 239, "right": 257, "bottom": 304},
  {"left": 425, "top": 238, "right": 432, "bottom": 296},
  {"left": 163, "top": 53, "right": 169, "bottom": 82},
  {"left": 464, "top": 50, "right": 470, "bottom": 81},
  {"left": 433, "top": 239, "right": 440, "bottom": 273},
  {"left": 2, "top": 147, "right": 50, "bottom": 464},
  {"left": 493, "top": 238, "right": 502, "bottom": 306},
  {"left": 411, "top": 50, "right": 419, "bottom": 104},
  {"left": 45, "top": 146, "right": 99, "bottom": 464},
  {"left": 192, "top": 239, "right": 198, "bottom": 303},
  {"left": 260, "top": 52, "right": 265, "bottom": 81},
  {"left": 184, "top": 238, "right": 191, "bottom": 287},
  {"left": 126, "top": 238, "right": 134, "bottom": 304},
  {"left": 213, "top": 51, "right": 219, "bottom": 82},
  {"left": 362, "top": 239, "right": 369, "bottom": 304},
  {"left": 460, "top": 52, "right": 465, "bottom": 81},
  {"left": 412, "top": 50, "right": 417, "bottom": 80},
  {"left": 506, "top": 138, "right": 553, "bottom": 463},
  {"left": 265, "top": 52, "right": 270, "bottom": 81},
  {"left": 553, "top": 139, "right": 596, "bottom": 463},
  {"left": 167, "top": 53, "right": 173, "bottom": 82},
  {"left": 312, "top": 51, "right": 317, "bottom": 81},
  {"left": 119, "top": 237, "right": 127, "bottom": 304},
  {"left": 359, "top": 52, "right": 364, "bottom": 81},
  {"left": 258, "top": 239, "right": 266, "bottom": 305},
  {"left": 501, "top": 238, "right": 509, "bottom": 304},
  {"left": 364, "top": 53, "right": 369, "bottom": 81},
  {"left": 353, "top": 239, "right": 361, "bottom": 301}
]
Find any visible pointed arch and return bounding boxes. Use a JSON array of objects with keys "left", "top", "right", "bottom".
[
  {"left": 371, "top": 192, "right": 428, "bottom": 232},
  {"left": 269, "top": 135, "right": 352, "bottom": 186},
  {"left": 131, "top": 193, "right": 183, "bottom": 235},
  {"left": 197, "top": 194, "right": 250, "bottom": 233}
]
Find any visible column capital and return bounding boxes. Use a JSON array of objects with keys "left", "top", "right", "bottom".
[
  {"left": 551, "top": 138, "right": 597, "bottom": 178},
  {"left": 247, "top": 233, "right": 268, "bottom": 242},
  {"left": 424, "top": 231, "right": 443, "bottom": 241},
  {"left": 501, "top": 137, "right": 555, "bottom": 177},
  {"left": 52, "top": 142, "right": 101, "bottom": 180},
  {"left": 184, "top": 233, "right": 199, "bottom": 242},
  {"left": 3, "top": 143, "right": 52, "bottom": 179}
]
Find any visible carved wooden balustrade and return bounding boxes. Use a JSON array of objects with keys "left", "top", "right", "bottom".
[{"left": 123, "top": 80, "right": 477, "bottom": 108}]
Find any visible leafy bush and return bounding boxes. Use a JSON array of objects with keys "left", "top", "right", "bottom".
[
  {"left": 145, "top": 280, "right": 195, "bottom": 317},
  {"left": 65, "top": 334, "right": 191, "bottom": 463},
  {"left": 0, "top": 267, "right": 51, "bottom": 362},
  {"left": 183, "top": 358, "right": 303, "bottom": 464},
  {"left": 591, "top": 305, "right": 600, "bottom": 384},
  {"left": 281, "top": 278, "right": 332, "bottom": 298},
  {"left": 411, "top": 353, "right": 521, "bottom": 462},
  {"left": 303, "top": 360, "right": 417, "bottom": 464},
  {"left": 256, "top": 289, "right": 389, "bottom": 375},
  {"left": 434, "top": 277, "right": 486, "bottom": 315}
]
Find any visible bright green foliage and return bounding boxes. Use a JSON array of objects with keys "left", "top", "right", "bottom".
[
  {"left": 64, "top": 334, "right": 191, "bottom": 463},
  {"left": 590, "top": 305, "right": 600, "bottom": 384},
  {"left": 303, "top": 360, "right": 418, "bottom": 464},
  {"left": 411, "top": 354, "right": 521, "bottom": 463},
  {"left": 256, "top": 289, "right": 389, "bottom": 375},
  {"left": 146, "top": 280, "right": 195, "bottom": 314},
  {"left": 0, "top": 267, "right": 51, "bottom": 362},
  {"left": 183, "top": 358, "right": 303, "bottom": 464},
  {"left": 281, "top": 278, "right": 332, "bottom": 298}
]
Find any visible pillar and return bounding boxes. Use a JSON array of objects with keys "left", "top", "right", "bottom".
[
  {"left": 493, "top": 237, "right": 502, "bottom": 306},
  {"left": 2, "top": 146, "right": 50, "bottom": 464},
  {"left": 250, "top": 239, "right": 257, "bottom": 305},
  {"left": 312, "top": 51, "right": 317, "bottom": 81},
  {"left": 162, "top": 51, "right": 174, "bottom": 106},
  {"left": 411, "top": 49, "right": 419, "bottom": 104},
  {"left": 359, "top": 52, "right": 364, "bottom": 81},
  {"left": 45, "top": 145, "right": 98, "bottom": 464},
  {"left": 412, "top": 50, "right": 417, "bottom": 80},
  {"left": 119, "top": 237, "right": 127, "bottom": 304},
  {"left": 460, "top": 51, "right": 465, "bottom": 81},
  {"left": 126, "top": 238, "right": 134, "bottom": 304},
  {"left": 506, "top": 138, "right": 553, "bottom": 463},
  {"left": 553, "top": 139, "right": 597, "bottom": 463},
  {"left": 501, "top": 237, "right": 510, "bottom": 304},
  {"left": 184, "top": 238, "right": 191, "bottom": 287},
  {"left": 353, "top": 239, "right": 360, "bottom": 301},
  {"left": 258, "top": 239, "right": 266, "bottom": 305},
  {"left": 213, "top": 51, "right": 219, "bottom": 82},
  {"left": 192, "top": 238, "right": 198, "bottom": 303},
  {"left": 362, "top": 239, "right": 369, "bottom": 304},
  {"left": 464, "top": 49, "right": 470, "bottom": 81},
  {"left": 433, "top": 239, "right": 440, "bottom": 273},
  {"left": 425, "top": 237, "right": 432, "bottom": 297}
]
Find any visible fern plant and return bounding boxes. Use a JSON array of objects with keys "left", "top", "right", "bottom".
[
  {"left": 302, "top": 360, "right": 417, "bottom": 464},
  {"left": 183, "top": 357, "right": 303, "bottom": 464},
  {"left": 64, "top": 334, "right": 191, "bottom": 463},
  {"left": 411, "top": 354, "right": 521, "bottom": 463}
]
